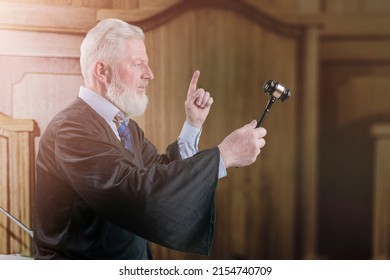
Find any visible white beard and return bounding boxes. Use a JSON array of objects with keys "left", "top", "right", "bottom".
[{"left": 106, "top": 74, "right": 149, "bottom": 118}]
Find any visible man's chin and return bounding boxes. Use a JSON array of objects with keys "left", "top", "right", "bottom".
[{"left": 136, "top": 90, "right": 147, "bottom": 97}]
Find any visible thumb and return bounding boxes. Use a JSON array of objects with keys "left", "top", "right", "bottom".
[
  {"left": 249, "top": 120, "right": 257, "bottom": 128},
  {"left": 243, "top": 120, "right": 257, "bottom": 130}
]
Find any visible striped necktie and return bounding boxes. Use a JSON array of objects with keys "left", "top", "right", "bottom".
[{"left": 114, "top": 116, "right": 132, "bottom": 151}]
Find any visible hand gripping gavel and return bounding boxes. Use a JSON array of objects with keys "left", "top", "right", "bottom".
[{"left": 256, "top": 80, "right": 291, "bottom": 128}]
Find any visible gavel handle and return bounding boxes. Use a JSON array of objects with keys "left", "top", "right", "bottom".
[{"left": 257, "top": 96, "right": 276, "bottom": 128}]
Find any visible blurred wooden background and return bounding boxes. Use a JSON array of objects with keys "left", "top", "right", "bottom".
[{"left": 0, "top": 0, "right": 390, "bottom": 260}]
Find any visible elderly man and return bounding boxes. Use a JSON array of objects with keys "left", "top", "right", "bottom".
[{"left": 34, "top": 18, "right": 266, "bottom": 259}]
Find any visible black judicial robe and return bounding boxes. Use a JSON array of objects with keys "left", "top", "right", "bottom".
[{"left": 34, "top": 97, "right": 220, "bottom": 259}]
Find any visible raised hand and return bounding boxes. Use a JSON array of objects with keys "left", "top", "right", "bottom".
[{"left": 184, "top": 70, "right": 214, "bottom": 128}]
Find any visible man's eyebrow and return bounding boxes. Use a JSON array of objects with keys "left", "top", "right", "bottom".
[{"left": 130, "top": 57, "right": 149, "bottom": 63}]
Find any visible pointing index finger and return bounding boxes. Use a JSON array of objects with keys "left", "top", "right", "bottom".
[{"left": 188, "top": 70, "right": 200, "bottom": 96}]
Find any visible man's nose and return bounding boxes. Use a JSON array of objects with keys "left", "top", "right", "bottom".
[{"left": 143, "top": 64, "right": 154, "bottom": 80}]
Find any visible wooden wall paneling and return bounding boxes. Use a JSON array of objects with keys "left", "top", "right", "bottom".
[
  {"left": 323, "top": 0, "right": 390, "bottom": 13},
  {"left": 266, "top": 13, "right": 390, "bottom": 38},
  {"left": 243, "top": 0, "right": 321, "bottom": 13},
  {"left": 0, "top": 2, "right": 97, "bottom": 33},
  {"left": 0, "top": 11, "right": 85, "bottom": 122},
  {"left": 0, "top": 0, "right": 112, "bottom": 8},
  {"left": 8, "top": 130, "right": 31, "bottom": 255},
  {"left": 320, "top": 14, "right": 390, "bottom": 37},
  {"left": 3, "top": 0, "right": 390, "bottom": 16},
  {"left": 97, "top": 0, "right": 304, "bottom": 36},
  {"left": 317, "top": 0, "right": 390, "bottom": 259},
  {"left": 0, "top": 0, "right": 173, "bottom": 9},
  {"left": 372, "top": 124, "right": 390, "bottom": 259},
  {"left": 12, "top": 72, "right": 83, "bottom": 155},
  {"left": 300, "top": 26, "right": 320, "bottom": 259},
  {"left": 0, "top": 55, "right": 82, "bottom": 151},
  {"left": 336, "top": 77, "right": 390, "bottom": 127},
  {"left": 321, "top": 39, "right": 390, "bottom": 62},
  {"left": 319, "top": 64, "right": 390, "bottom": 259},
  {"left": 112, "top": 0, "right": 138, "bottom": 9},
  {"left": 0, "top": 29, "right": 83, "bottom": 58},
  {"left": 0, "top": 134, "right": 9, "bottom": 253},
  {"left": 0, "top": 114, "right": 36, "bottom": 256}
]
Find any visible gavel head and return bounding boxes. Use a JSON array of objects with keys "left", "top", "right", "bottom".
[{"left": 263, "top": 80, "right": 291, "bottom": 102}]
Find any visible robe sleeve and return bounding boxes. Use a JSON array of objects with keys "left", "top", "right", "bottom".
[{"left": 54, "top": 117, "right": 220, "bottom": 255}]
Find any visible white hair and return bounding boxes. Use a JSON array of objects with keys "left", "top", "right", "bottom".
[{"left": 80, "top": 18, "right": 145, "bottom": 85}]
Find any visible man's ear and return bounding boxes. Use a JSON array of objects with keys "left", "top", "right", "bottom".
[{"left": 93, "top": 60, "right": 112, "bottom": 85}]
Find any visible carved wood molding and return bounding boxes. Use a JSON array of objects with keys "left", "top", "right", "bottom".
[
  {"left": 98, "top": 0, "right": 306, "bottom": 37},
  {"left": 0, "top": 113, "right": 35, "bottom": 133},
  {"left": 0, "top": 1, "right": 388, "bottom": 37},
  {"left": 0, "top": 29, "right": 83, "bottom": 58},
  {"left": 0, "top": 2, "right": 96, "bottom": 35}
]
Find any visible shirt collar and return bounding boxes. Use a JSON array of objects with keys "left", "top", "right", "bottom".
[{"left": 78, "top": 86, "right": 129, "bottom": 125}]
